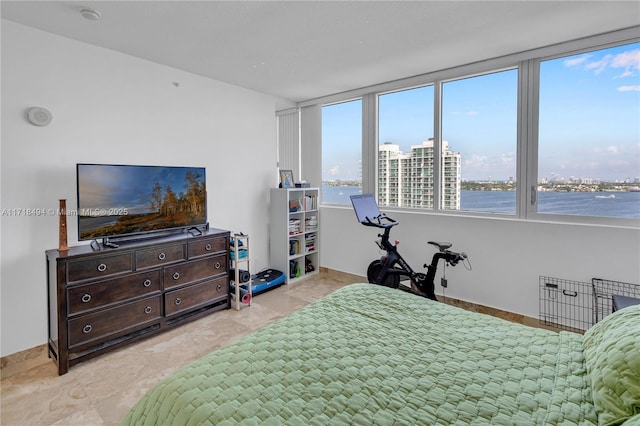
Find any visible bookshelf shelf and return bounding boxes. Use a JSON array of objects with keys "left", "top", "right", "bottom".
[
  {"left": 270, "top": 187, "right": 319, "bottom": 284},
  {"left": 230, "top": 233, "right": 251, "bottom": 310}
]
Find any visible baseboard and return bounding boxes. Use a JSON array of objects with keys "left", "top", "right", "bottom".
[
  {"left": 438, "top": 295, "right": 551, "bottom": 330},
  {"left": 1, "top": 343, "right": 50, "bottom": 380},
  {"left": 319, "top": 266, "right": 364, "bottom": 282}
]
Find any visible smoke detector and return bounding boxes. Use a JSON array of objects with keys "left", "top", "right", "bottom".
[{"left": 80, "top": 8, "right": 101, "bottom": 21}]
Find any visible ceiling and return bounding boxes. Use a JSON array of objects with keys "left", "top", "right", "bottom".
[{"left": 2, "top": 1, "right": 639, "bottom": 105}]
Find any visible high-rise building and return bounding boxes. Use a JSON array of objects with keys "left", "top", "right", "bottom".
[{"left": 378, "top": 139, "right": 460, "bottom": 209}]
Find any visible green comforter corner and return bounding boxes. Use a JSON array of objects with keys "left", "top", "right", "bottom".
[{"left": 122, "top": 283, "right": 597, "bottom": 425}]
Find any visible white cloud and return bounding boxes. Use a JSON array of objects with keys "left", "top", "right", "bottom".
[
  {"left": 327, "top": 165, "right": 340, "bottom": 176},
  {"left": 568, "top": 49, "right": 639, "bottom": 79},
  {"left": 500, "top": 152, "right": 515, "bottom": 164},
  {"left": 611, "top": 49, "right": 640, "bottom": 71},
  {"left": 612, "top": 49, "right": 640, "bottom": 80},
  {"left": 584, "top": 54, "right": 612, "bottom": 75},
  {"left": 466, "top": 111, "right": 480, "bottom": 116},
  {"left": 564, "top": 55, "right": 589, "bottom": 67},
  {"left": 617, "top": 85, "right": 640, "bottom": 92},
  {"left": 592, "top": 145, "right": 622, "bottom": 155},
  {"left": 463, "top": 154, "right": 489, "bottom": 169}
]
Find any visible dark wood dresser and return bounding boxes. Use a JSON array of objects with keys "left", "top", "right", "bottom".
[{"left": 46, "top": 228, "right": 230, "bottom": 375}]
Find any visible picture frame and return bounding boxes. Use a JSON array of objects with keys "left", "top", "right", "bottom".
[{"left": 279, "top": 169, "right": 294, "bottom": 188}]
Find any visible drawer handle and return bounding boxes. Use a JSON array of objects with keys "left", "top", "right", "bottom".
[
  {"left": 143, "top": 279, "right": 152, "bottom": 287},
  {"left": 81, "top": 294, "right": 92, "bottom": 303},
  {"left": 174, "top": 297, "right": 181, "bottom": 306},
  {"left": 82, "top": 324, "right": 92, "bottom": 334},
  {"left": 205, "top": 243, "right": 212, "bottom": 251},
  {"left": 216, "top": 284, "right": 222, "bottom": 291},
  {"left": 158, "top": 252, "right": 166, "bottom": 260},
  {"left": 97, "top": 263, "right": 107, "bottom": 272},
  {"left": 215, "top": 262, "right": 221, "bottom": 269},
  {"left": 144, "top": 306, "right": 152, "bottom": 314},
  {"left": 172, "top": 272, "right": 180, "bottom": 280}
]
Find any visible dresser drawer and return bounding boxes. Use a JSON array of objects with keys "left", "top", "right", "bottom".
[
  {"left": 165, "top": 276, "right": 229, "bottom": 317},
  {"left": 136, "top": 244, "right": 185, "bottom": 269},
  {"left": 188, "top": 235, "right": 227, "bottom": 258},
  {"left": 67, "top": 270, "right": 162, "bottom": 316},
  {"left": 68, "top": 296, "right": 161, "bottom": 348},
  {"left": 67, "top": 253, "right": 133, "bottom": 283},
  {"left": 163, "top": 254, "right": 227, "bottom": 290}
]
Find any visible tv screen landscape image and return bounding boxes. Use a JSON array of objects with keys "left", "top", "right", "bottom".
[{"left": 77, "top": 164, "right": 207, "bottom": 241}]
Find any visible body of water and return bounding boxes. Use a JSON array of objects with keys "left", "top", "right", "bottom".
[
  {"left": 322, "top": 184, "right": 640, "bottom": 219},
  {"left": 78, "top": 215, "right": 121, "bottom": 232}
]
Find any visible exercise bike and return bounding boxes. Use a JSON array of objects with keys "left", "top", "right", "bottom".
[{"left": 350, "top": 194, "right": 469, "bottom": 301}]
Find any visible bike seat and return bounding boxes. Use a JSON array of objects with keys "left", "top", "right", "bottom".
[{"left": 428, "top": 241, "right": 452, "bottom": 251}]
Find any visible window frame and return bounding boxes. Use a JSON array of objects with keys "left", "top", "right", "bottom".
[
  {"left": 376, "top": 83, "right": 436, "bottom": 210},
  {"left": 314, "top": 27, "right": 640, "bottom": 228},
  {"left": 320, "top": 97, "right": 365, "bottom": 204},
  {"left": 438, "top": 66, "right": 520, "bottom": 215},
  {"left": 526, "top": 42, "right": 640, "bottom": 225}
]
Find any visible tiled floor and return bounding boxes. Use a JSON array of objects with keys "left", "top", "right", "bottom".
[
  {"left": 1, "top": 270, "right": 552, "bottom": 425},
  {"left": 0, "top": 271, "right": 359, "bottom": 425}
]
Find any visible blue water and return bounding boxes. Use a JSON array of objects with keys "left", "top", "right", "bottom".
[
  {"left": 322, "top": 185, "right": 364, "bottom": 203},
  {"left": 321, "top": 184, "right": 640, "bottom": 219}
]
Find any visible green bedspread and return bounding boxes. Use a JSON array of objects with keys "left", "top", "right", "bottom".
[{"left": 122, "top": 283, "right": 600, "bottom": 425}]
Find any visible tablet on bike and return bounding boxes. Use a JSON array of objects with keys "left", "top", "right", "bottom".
[{"left": 350, "top": 194, "right": 381, "bottom": 224}]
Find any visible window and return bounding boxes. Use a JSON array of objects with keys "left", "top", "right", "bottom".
[
  {"left": 441, "top": 69, "right": 518, "bottom": 213},
  {"left": 378, "top": 86, "right": 434, "bottom": 208},
  {"left": 537, "top": 42, "right": 640, "bottom": 219},
  {"left": 321, "top": 99, "right": 362, "bottom": 204},
  {"left": 311, "top": 30, "right": 638, "bottom": 224}
]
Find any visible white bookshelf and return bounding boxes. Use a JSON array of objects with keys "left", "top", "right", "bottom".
[
  {"left": 230, "top": 233, "right": 251, "bottom": 310},
  {"left": 270, "top": 187, "right": 319, "bottom": 284}
]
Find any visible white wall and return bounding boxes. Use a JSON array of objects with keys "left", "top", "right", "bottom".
[
  {"left": 322, "top": 205, "right": 640, "bottom": 318},
  {"left": 4, "top": 20, "right": 639, "bottom": 359},
  {"left": 1, "top": 21, "right": 281, "bottom": 357}
]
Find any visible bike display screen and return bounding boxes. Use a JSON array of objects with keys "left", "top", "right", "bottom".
[{"left": 350, "top": 194, "right": 381, "bottom": 224}]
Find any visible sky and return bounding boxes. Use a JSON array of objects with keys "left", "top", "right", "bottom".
[{"left": 322, "top": 42, "right": 640, "bottom": 182}]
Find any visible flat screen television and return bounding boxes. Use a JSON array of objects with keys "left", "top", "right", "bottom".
[{"left": 77, "top": 163, "right": 207, "bottom": 242}]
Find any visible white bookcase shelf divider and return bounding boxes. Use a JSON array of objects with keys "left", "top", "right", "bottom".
[{"left": 269, "top": 187, "right": 319, "bottom": 284}]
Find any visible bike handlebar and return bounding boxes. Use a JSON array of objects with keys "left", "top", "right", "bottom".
[
  {"left": 446, "top": 251, "right": 467, "bottom": 266},
  {"left": 362, "top": 213, "right": 398, "bottom": 229},
  {"left": 427, "top": 241, "right": 467, "bottom": 266}
]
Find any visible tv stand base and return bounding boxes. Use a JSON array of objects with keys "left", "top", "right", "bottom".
[
  {"left": 91, "top": 223, "right": 211, "bottom": 251},
  {"left": 102, "top": 238, "right": 119, "bottom": 248}
]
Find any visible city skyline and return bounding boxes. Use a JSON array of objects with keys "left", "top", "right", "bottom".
[{"left": 323, "top": 42, "right": 640, "bottom": 183}]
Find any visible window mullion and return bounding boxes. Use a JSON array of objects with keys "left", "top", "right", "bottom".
[
  {"left": 362, "top": 94, "right": 377, "bottom": 196},
  {"left": 526, "top": 59, "right": 541, "bottom": 220},
  {"left": 433, "top": 81, "right": 442, "bottom": 211},
  {"left": 517, "top": 60, "right": 538, "bottom": 219}
]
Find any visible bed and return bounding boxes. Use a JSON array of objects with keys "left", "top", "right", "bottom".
[{"left": 122, "top": 284, "right": 640, "bottom": 425}]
